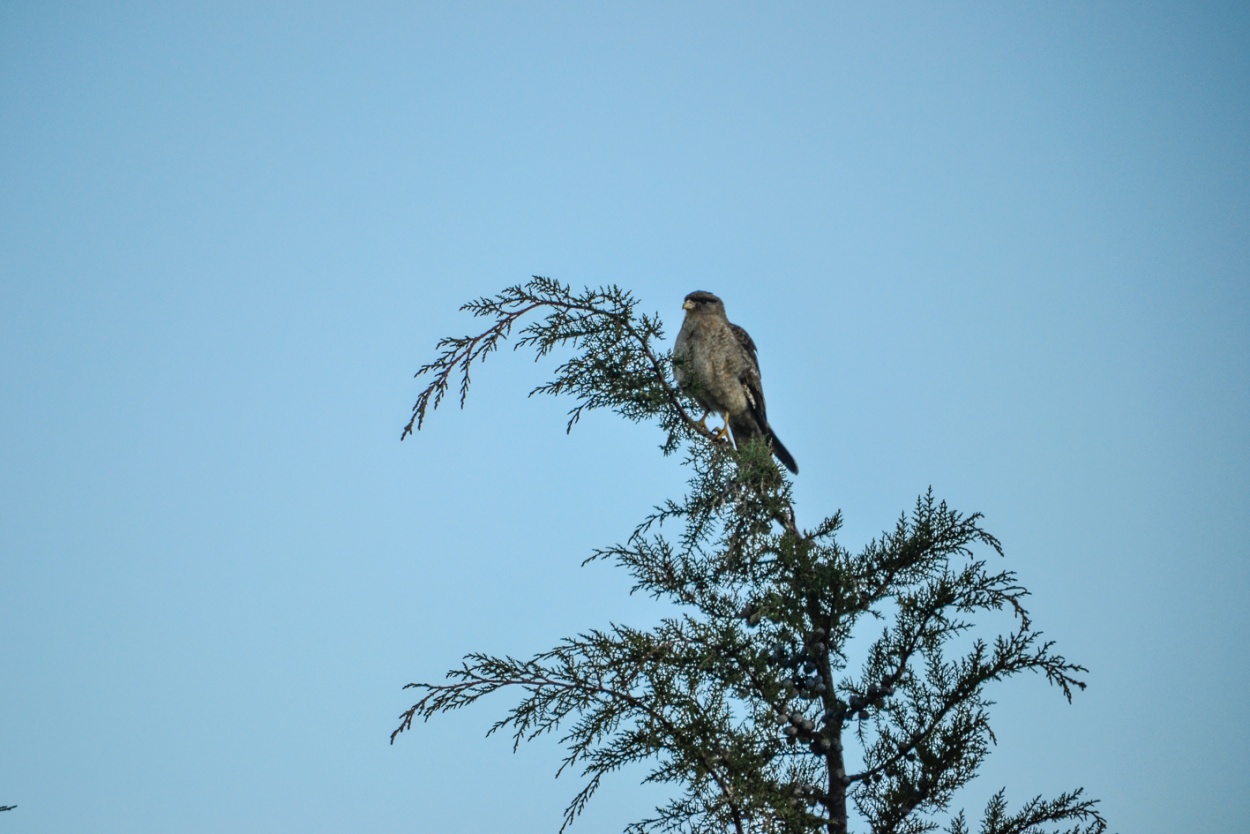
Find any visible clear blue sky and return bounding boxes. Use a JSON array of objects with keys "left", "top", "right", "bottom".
[{"left": 2, "top": 3, "right": 1247, "bottom": 832}]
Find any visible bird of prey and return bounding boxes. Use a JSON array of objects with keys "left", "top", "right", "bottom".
[{"left": 672, "top": 291, "right": 798, "bottom": 474}]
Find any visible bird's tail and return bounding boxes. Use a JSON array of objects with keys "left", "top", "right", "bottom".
[{"left": 768, "top": 432, "right": 798, "bottom": 475}]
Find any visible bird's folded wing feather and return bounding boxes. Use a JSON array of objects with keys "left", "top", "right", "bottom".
[
  {"left": 730, "top": 323, "right": 758, "bottom": 365},
  {"left": 730, "top": 323, "right": 769, "bottom": 430}
]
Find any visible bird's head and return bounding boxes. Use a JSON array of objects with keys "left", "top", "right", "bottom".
[{"left": 682, "top": 291, "right": 725, "bottom": 317}]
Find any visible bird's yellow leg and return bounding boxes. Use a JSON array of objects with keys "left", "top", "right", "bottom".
[
  {"left": 693, "top": 410, "right": 710, "bottom": 431},
  {"left": 713, "top": 412, "right": 731, "bottom": 442}
]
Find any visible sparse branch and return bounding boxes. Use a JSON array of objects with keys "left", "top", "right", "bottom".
[
  {"left": 401, "top": 277, "right": 710, "bottom": 448},
  {"left": 392, "top": 626, "right": 758, "bottom": 834},
  {"left": 961, "top": 788, "right": 1107, "bottom": 834}
]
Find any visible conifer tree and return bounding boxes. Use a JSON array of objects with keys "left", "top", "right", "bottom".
[{"left": 395, "top": 278, "right": 1107, "bottom": 834}]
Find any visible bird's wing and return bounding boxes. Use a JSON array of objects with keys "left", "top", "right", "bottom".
[
  {"left": 729, "top": 323, "right": 759, "bottom": 368},
  {"left": 729, "top": 322, "right": 769, "bottom": 432},
  {"left": 729, "top": 320, "right": 798, "bottom": 474}
]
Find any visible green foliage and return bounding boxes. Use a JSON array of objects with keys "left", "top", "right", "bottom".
[
  {"left": 401, "top": 278, "right": 693, "bottom": 449},
  {"left": 395, "top": 278, "right": 1107, "bottom": 834}
]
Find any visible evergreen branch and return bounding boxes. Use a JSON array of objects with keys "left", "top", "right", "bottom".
[
  {"left": 402, "top": 277, "right": 711, "bottom": 446},
  {"left": 396, "top": 283, "right": 1108, "bottom": 834},
  {"left": 969, "top": 788, "right": 1107, "bottom": 834},
  {"left": 392, "top": 628, "right": 755, "bottom": 834}
]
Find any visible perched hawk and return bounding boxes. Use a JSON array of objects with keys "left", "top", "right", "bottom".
[{"left": 673, "top": 291, "right": 798, "bottom": 474}]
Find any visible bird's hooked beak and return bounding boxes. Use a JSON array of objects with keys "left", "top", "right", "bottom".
[{"left": 682, "top": 299, "right": 695, "bottom": 311}]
